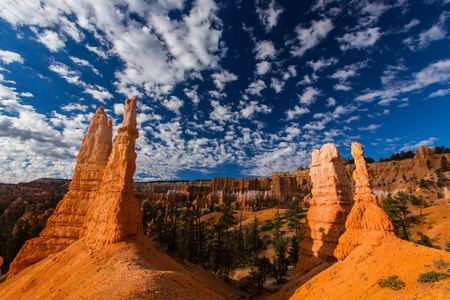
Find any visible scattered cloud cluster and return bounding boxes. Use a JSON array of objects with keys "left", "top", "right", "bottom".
[{"left": 0, "top": 0, "right": 448, "bottom": 182}]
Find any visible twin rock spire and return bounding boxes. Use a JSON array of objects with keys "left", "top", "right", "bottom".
[{"left": 10, "top": 98, "right": 141, "bottom": 274}]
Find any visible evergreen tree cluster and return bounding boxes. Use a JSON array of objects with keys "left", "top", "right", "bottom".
[
  {"left": 142, "top": 197, "right": 306, "bottom": 294},
  {"left": 435, "top": 146, "right": 450, "bottom": 154},
  {"left": 379, "top": 150, "right": 415, "bottom": 162},
  {"left": 0, "top": 220, "right": 43, "bottom": 274}
]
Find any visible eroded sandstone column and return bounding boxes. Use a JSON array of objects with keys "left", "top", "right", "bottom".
[
  {"left": 9, "top": 107, "right": 113, "bottom": 275},
  {"left": 83, "top": 97, "right": 142, "bottom": 249},
  {"left": 334, "top": 142, "right": 396, "bottom": 260},
  {"left": 294, "top": 143, "right": 352, "bottom": 276}
]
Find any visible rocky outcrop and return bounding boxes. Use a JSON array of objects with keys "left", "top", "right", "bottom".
[
  {"left": 294, "top": 143, "right": 352, "bottom": 276},
  {"left": 83, "top": 97, "right": 142, "bottom": 249},
  {"left": 334, "top": 142, "right": 396, "bottom": 261},
  {"left": 0, "top": 256, "right": 3, "bottom": 275},
  {"left": 414, "top": 145, "right": 436, "bottom": 166},
  {"left": 269, "top": 172, "right": 298, "bottom": 201},
  {"left": 8, "top": 106, "right": 112, "bottom": 275}
]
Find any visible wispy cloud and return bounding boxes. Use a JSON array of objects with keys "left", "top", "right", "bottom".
[{"left": 291, "top": 18, "right": 333, "bottom": 57}]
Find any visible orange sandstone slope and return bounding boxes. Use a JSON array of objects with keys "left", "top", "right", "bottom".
[
  {"left": 0, "top": 98, "right": 244, "bottom": 300},
  {"left": 290, "top": 142, "right": 450, "bottom": 300}
]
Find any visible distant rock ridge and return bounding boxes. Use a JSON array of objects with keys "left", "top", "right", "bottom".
[
  {"left": 334, "top": 142, "right": 396, "bottom": 260},
  {"left": 294, "top": 143, "right": 352, "bottom": 276},
  {"left": 83, "top": 97, "right": 142, "bottom": 249},
  {"left": 8, "top": 106, "right": 113, "bottom": 275}
]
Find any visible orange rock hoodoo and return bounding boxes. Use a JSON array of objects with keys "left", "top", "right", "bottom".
[
  {"left": 8, "top": 107, "right": 113, "bottom": 275},
  {"left": 294, "top": 143, "right": 352, "bottom": 276},
  {"left": 334, "top": 141, "right": 396, "bottom": 260},
  {"left": 83, "top": 97, "right": 142, "bottom": 249}
]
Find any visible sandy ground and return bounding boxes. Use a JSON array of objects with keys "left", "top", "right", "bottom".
[
  {"left": 290, "top": 239, "right": 450, "bottom": 300},
  {"left": 0, "top": 233, "right": 246, "bottom": 300},
  {"left": 409, "top": 204, "right": 450, "bottom": 250}
]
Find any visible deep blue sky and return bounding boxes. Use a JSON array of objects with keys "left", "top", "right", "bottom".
[{"left": 0, "top": 0, "right": 449, "bottom": 183}]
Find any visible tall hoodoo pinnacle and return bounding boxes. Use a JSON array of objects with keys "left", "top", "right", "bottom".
[
  {"left": 334, "top": 141, "right": 396, "bottom": 261},
  {"left": 9, "top": 106, "right": 113, "bottom": 275},
  {"left": 352, "top": 142, "right": 373, "bottom": 199},
  {"left": 83, "top": 97, "right": 142, "bottom": 249},
  {"left": 294, "top": 143, "right": 352, "bottom": 277}
]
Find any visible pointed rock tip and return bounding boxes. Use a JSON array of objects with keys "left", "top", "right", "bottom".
[{"left": 123, "top": 97, "right": 137, "bottom": 128}]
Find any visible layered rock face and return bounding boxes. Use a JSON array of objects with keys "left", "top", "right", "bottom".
[
  {"left": 8, "top": 107, "right": 112, "bottom": 275},
  {"left": 334, "top": 142, "right": 396, "bottom": 261},
  {"left": 414, "top": 145, "right": 436, "bottom": 166},
  {"left": 294, "top": 143, "right": 352, "bottom": 276},
  {"left": 83, "top": 97, "right": 142, "bottom": 249},
  {"left": 269, "top": 172, "right": 298, "bottom": 200}
]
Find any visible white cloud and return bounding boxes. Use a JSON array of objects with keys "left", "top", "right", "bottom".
[
  {"left": 255, "top": 40, "right": 277, "bottom": 60},
  {"left": 246, "top": 79, "right": 267, "bottom": 96},
  {"left": 0, "top": 0, "right": 224, "bottom": 99},
  {"left": 61, "top": 103, "right": 89, "bottom": 112},
  {"left": 429, "top": 88, "right": 450, "bottom": 98},
  {"left": 37, "top": 30, "right": 65, "bottom": 52},
  {"left": 338, "top": 27, "right": 381, "bottom": 50},
  {"left": 402, "top": 19, "right": 420, "bottom": 32},
  {"left": 83, "top": 86, "right": 113, "bottom": 103},
  {"left": 162, "top": 96, "right": 184, "bottom": 114},
  {"left": 333, "top": 84, "right": 352, "bottom": 91},
  {"left": 291, "top": 18, "right": 333, "bottom": 57},
  {"left": 113, "top": 103, "right": 125, "bottom": 116},
  {"left": 69, "top": 56, "right": 100, "bottom": 75},
  {"left": 270, "top": 78, "right": 284, "bottom": 93},
  {"left": 286, "top": 105, "right": 310, "bottom": 121},
  {"left": 49, "top": 62, "right": 81, "bottom": 85},
  {"left": 256, "top": 0, "right": 284, "bottom": 32},
  {"left": 404, "top": 12, "right": 448, "bottom": 51},
  {"left": 299, "top": 87, "right": 320, "bottom": 106},
  {"left": 414, "top": 58, "right": 450, "bottom": 86},
  {"left": 0, "top": 49, "right": 24, "bottom": 64},
  {"left": 240, "top": 100, "right": 271, "bottom": 118},
  {"left": 359, "top": 124, "right": 381, "bottom": 131},
  {"left": 326, "top": 97, "right": 336, "bottom": 107},
  {"left": 49, "top": 61, "right": 112, "bottom": 102},
  {"left": 307, "top": 57, "right": 337, "bottom": 72},
  {"left": 209, "top": 100, "right": 236, "bottom": 124},
  {"left": 211, "top": 70, "right": 238, "bottom": 90},
  {"left": 399, "top": 137, "right": 438, "bottom": 152},
  {"left": 331, "top": 69, "right": 356, "bottom": 81},
  {"left": 184, "top": 85, "right": 200, "bottom": 104},
  {"left": 356, "top": 58, "right": 450, "bottom": 104},
  {"left": 256, "top": 61, "right": 271, "bottom": 75}
]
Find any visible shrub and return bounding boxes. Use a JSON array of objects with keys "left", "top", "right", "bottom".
[
  {"left": 419, "top": 179, "right": 426, "bottom": 188},
  {"left": 432, "top": 259, "right": 450, "bottom": 269},
  {"left": 377, "top": 275, "right": 405, "bottom": 290},
  {"left": 418, "top": 271, "right": 449, "bottom": 283},
  {"left": 411, "top": 195, "right": 420, "bottom": 205}
]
